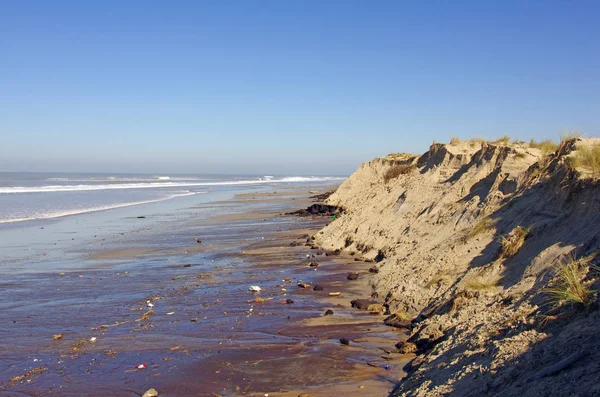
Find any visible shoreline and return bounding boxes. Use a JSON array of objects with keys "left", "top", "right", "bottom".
[{"left": 1, "top": 185, "right": 410, "bottom": 396}]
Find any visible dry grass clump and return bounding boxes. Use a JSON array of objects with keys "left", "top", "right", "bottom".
[
  {"left": 545, "top": 254, "right": 596, "bottom": 309},
  {"left": 383, "top": 164, "right": 417, "bottom": 183},
  {"left": 426, "top": 274, "right": 451, "bottom": 288},
  {"left": 529, "top": 139, "right": 558, "bottom": 155},
  {"left": 571, "top": 144, "right": 600, "bottom": 178},
  {"left": 450, "top": 136, "right": 460, "bottom": 144},
  {"left": 494, "top": 135, "right": 511, "bottom": 145},
  {"left": 560, "top": 131, "right": 582, "bottom": 142},
  {"left": 468, "top": 137, "right": 485, "bottom": 148},
  {"left": 466, "top": 217, "right": 496, "bottom": 241},
  {"left": 465, "top": 276, "right": 498, "bottom": 291},
  {"left": 499, "top": 226, "right": 530, "bottom": 258},
  {"left": 387, "top": 152, "right": 414, "bottom": 160}
]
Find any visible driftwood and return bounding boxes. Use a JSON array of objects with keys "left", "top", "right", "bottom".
[{"left": 527, "top": 351, "right": 589, "bottom": 382}]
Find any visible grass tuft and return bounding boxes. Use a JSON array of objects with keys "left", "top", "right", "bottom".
[
  {"left": 545, "top": 254, "right": 596, "bottom": 309},
  {"left": 529, "top": 139, "right": 558, "bottom": 155},
  {"left": 450, "top": 136, "right": 460, "bottom": 144},
  {"left": 494, "top": 135, "right": 511, "bottom": 145},
  {"left": 572, "top": 144, "right": 600, "bottom": 178},
  {"left": 426, "top": 274, "right": 451, "bottom": 288},
  {"left": 465, "top": 277, "right": 498, "bottom": 291},
  {"left": 499, "top": 226, "right": 530, "bottom": 258},
  {"left": 466, "top": 217, "right": 496, "bottom": 241},
  {"left": 559, "top": 130, "right": 582, "bottom": 142},
  {"left": 383, "top": 164, "right": 416, "bottom": 183}
]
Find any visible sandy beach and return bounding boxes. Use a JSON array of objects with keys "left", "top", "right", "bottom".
[{"left": 0, "top": 186, "right": 409, "bottom": 396}]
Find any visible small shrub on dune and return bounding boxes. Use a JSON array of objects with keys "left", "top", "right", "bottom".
[
  {"left": 545, "top": 254, "right": 596, "bottom": 310},
  {"left": 499, "top": 226, "right": 530, "bottom": 258},
  {"left": 450, "top": 136, "right": 460, "bottom": 144},
  {"left": 383, "top": 164, "right": 416, "bottom": 183}
]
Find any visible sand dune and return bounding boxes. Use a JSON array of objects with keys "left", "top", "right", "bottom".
[{"left": 314, "top": 137, "right": 600, "bottom": 396}]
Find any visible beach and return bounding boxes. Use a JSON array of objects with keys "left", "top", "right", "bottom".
[{"left": 0, "top": 181, "right": 409, "bottom": 396}]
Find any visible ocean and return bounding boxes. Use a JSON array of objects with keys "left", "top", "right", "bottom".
[
  {"left": 0, "top": 172, "right": 343, "bottom": 272},
  {"left": 0, "top": 172, "right": 342, "bottom": 224}
]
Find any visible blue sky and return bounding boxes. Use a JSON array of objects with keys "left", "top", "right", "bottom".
[{"left": 1, "top": 1, "right": 598, "bottom": 174}]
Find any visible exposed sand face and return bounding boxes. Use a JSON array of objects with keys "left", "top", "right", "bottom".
[{"left": 314, "top": 138, "right": 600, "bottom": 396}]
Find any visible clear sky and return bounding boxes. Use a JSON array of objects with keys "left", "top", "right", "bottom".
[{"left": 1, "top": 1, "right": 598, "bottom": 175}]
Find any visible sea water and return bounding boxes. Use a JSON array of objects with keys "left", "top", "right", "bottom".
[
  {"left": 0, "top": 172, "right": 343, "bottom": 271},
  {"left": 0, "top": 172, "right": 341, "bottom": 224}
]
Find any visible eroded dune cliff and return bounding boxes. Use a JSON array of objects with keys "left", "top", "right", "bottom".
[{"left": 316, "top": 138, "right": 600, "bottom": 397}]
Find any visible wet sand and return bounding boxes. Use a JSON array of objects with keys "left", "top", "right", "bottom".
[{"left": 0, "top": 188, "right": 409, "bottom": 396}]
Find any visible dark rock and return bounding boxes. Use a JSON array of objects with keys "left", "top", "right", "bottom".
[
  {"left": 308, "top": 261, "right": 319, "bottom": 267},
  {"left": 368, "top": 266, "right": 379, "bottom": 273},
  {"left": 403, "top": 356, "right": 424, "bottom": 375},
  {"left": 286, "top": 299, "right": 294, "bottom": 304},
  {"left": 384, "top": 313, "right": 412, "bottom": 329},
  {"left": 364, "top": 259, "right": 374, "bottom": 263},
  {"left": 347, "top": 272, "right": 359, "bottom": 280},
  {"left": 408, "top": 334, "right": 445, "bottom": 354},
  {"left": 137, "top": 216, "right": 146, "bottom": 219},
  {"left": 316, "top": 251, "right": 323, "bottom": 255},
  {"left": 339, "top": 338, "right": 350, "bottom": 345},
  {"left": 395, "top": 341, "right": 418, "bottom": 354},
  {"left": 371, "top": 292, "right": 379, "bottom": 299},
  {"left": 287, "top": 204, "right": 344, "bottom": 217},
  {"left": 374, "top": 250, "right": 385, "bottom": 262},
  {"left": 351, "top": 299, "right": 377, "bottom": 310},
  {"left": 183, "top": 264, "right": 192, "bottom": 268},
  {"left": 310, "top": 191, "right": 334, "bottom": 201},
  {"left": 324, "top": 309, "right": 334, "bottom": 316},
  {"left": 354, "top": 257, "right": 360, "bottom": 261},
  {"left": 333, "top": 249, "right": 341, "bottom": 255},
  {"left": 195, "top": 238, "right": 202, "bottom": 244},
  {"left": 313, "top": 284, "right": 324, "bottom": 291}
]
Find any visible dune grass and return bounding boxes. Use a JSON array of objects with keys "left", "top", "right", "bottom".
[
  {"left": 499, "top": 226, "right": 530, "bottom": 258},
  {"left": 494, "top": 135, "right": 511, "bottom": 145},
  {"left": 571, "top": 144, "right": 600, "bottom": 178},
  {"left": 465, "top": 276, "right": 498, "bottom": 291},
  {"left": 426, "top": 274, "right": 451, "bottom": 288},
  {"left": 529, "top": 139, "right": 559, "bottom": 155},
  {"left": 545, "top": 254, "right": 596, "bottom": 310},
  {"left": 383, "top": 164, "right": 417, "bottom": 183},
  {"left": 466, "top": 217, "right": 496, "bottom": 241},
  {"left": 450, "top": 136, "right": 460, "bottom": 144}
]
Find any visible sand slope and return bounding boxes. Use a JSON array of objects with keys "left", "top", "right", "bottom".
[{"left": 315, "top": 138, "right": 600, "bottom": 396}]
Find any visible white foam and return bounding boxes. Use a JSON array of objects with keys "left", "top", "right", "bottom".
[
  {"left": 0, "top": 176, "right": 344, "bottom": 194},
  {"left": 0, "top": 191, "right": 198, "bottom": 224}
]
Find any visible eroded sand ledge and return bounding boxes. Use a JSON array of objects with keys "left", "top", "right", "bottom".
[{"left": 313, "top": 138, "right": 600, "bottom": 396}]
